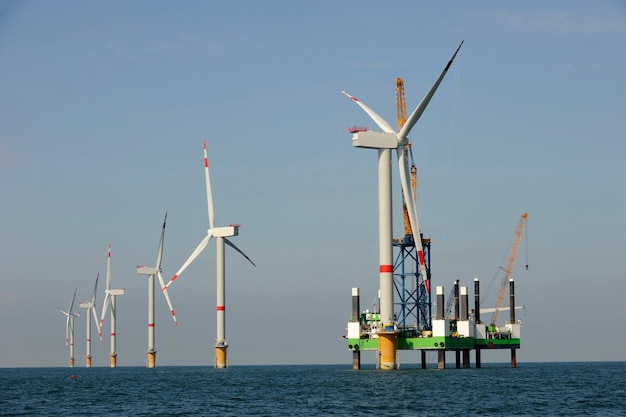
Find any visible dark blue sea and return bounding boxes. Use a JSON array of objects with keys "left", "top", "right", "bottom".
[{"left": 1, "top": 362, "right": 624, "bottom": 416}]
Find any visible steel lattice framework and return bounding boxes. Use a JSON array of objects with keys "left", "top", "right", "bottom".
[{"left": 393, "top": 236, "right": 432, "bottom": 332}]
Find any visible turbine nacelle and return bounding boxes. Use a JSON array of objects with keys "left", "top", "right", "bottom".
[
  {"left": 137, "top": 266, "right": 159, "bottom": 275},
  {"left": 106, "top": 288, "right": 126, "bottom": 296},
  {"left": 352, "top": 131, "right": 399, "bottom": 149},
  {"left": 212, "top": 225, "right": 239, "bottom": 238},
  {"left": 79, "top": 302, "right": 94, "bottom": 309}
]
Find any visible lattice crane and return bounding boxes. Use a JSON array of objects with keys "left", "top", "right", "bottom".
[
  {"left": 490, "top": 213, "right": 528, "bottom": 327},
  {"left": 396, "top": 77, "right": 418, "bottom": 238}
]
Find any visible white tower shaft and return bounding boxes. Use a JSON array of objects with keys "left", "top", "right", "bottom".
[
  {"left": 216, "top": 236, "right": 226, "bottom": 342},
  {"left": 378, "top": 149, "right": 394, "bottom": 326},
  {"left": 80, "top": 274, "right": 99, "bottom": 368},
  {"left": 378, "top": 148, "right": 397, "bottom": 370},
  {"left": 69, "top": 319, "right": 75, "bottom": 367},
  {"left": 85, "top": 310, "right": 92, "bottom": 358},
  {"left": 110, "top": 294, "right": 117, "bottom": 367},
  {"left": 148, "top": 274, "right": 155, "bottom": 352},
  {"left": 80, "top": 298, "right": 96, "bottom": 367},
  {"left": 215, "top": 236, "right": 228, "bottom": 368}
]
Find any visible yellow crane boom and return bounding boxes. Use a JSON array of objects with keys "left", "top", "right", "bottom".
[
  {"left": 396, "top": 77, "right": 406, "bottom": 129},
  {"left": 396, "top": 77, "right": 417, "bottom": 237},
  {"left": 490, "top": 213, "right": 528, "bottom": 327}
]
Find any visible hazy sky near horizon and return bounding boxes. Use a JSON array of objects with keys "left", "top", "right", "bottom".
[{"left": 1, "top": 1, "right": 625, "bottom": 367}]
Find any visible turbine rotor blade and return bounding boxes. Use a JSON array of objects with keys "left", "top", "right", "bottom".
[
  {"left": 341, "top": 91, "right": 396, "bottom": 134},
  {"left": 91, "top": 273, "right": 99, "bottom": 304},
  {"left": 68, "top": 288, "right": 77, "bottom": 314},
  {"left": 224, "top": 238, "right": 257, "bottom": 267},
  {"left": 397, "top": 147, "right": 429, "bottom": 284},
  {"left": 165, "top": 231, "right": 213, "bottom": 289},
  {"left": 157, "top": 271, "right": 178, "bottom": 326},
  {"left": 66, "top": 316, "right": 70, "bottom": 346},
  {"left": 61, "top": 311, "right": 70, "bottom": 346},
  {"left": 99, "top": 292, "right": 110, "bottom": 332},
  {"left": 155, "top": 212, "right": 167, "bottom": 269},
  {"left": 204, "top": 141, "right": 215, "bottom": 229},
  {"left": 100, "top": 244, "right": 113, "bottom": 332},
  {"left": 90, "top": 273, "right": 102, "bottom": 342},
  {"left": 91, "top": 305, "right": 103, "bottom": 343},
  {"left": 398, "top": 41, "right": 463, "bottom": 141},
  {"left": 106, "top": 244, "right": 111, "bottom": 291}
]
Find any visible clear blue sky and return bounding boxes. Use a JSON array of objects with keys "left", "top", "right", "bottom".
[{"left": 1, "top": 0, "right": 624, "bottom": 367}]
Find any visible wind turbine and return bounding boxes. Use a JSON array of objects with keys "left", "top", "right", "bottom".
[
  {"left": 59, "top": 288, "right": 80, "bottom": 368},
  {"left": 164, "top": 141, "right": 255, "bottom": 368},
  {"left": 136, "top": 212, "right": 178, "bottom": 368},
  {"left": 99, "top": 244, "right": 126, "bottom": 368},
  {"left": 342, "top": 41, "right": 463, "bottom": 369},
  {"left": 78, "top": 274, "right": 102, "bottom": 368}
]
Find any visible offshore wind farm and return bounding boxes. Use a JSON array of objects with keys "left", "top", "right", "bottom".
[
  {"left": 53, "top": 42, "right": 531, "bottom": 370},
  {"left": 2, "top": 1, "right": 624, "bottom": 371}
]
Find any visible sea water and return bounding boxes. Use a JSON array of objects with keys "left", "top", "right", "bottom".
[{"left": 1, "top": 362, "right": 624, "bottom": 416}]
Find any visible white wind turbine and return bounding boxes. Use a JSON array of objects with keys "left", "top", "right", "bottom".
[
  {"left": 136, "top": 212, "right": 178, "bottom": 368},
  {"left": 78, "top": 274, "right": 102, "bottom": 368},
  {"left": 342, "top": 41, "right": 463, "bottom": 369},
  {"left": 163, "top": 141, "right": 255, "bottom": 368},
  {"left": 98, "top": 244, "right": 126, "bottom": 368},
  {"left": 59, "top": 288, "right": 80, "bottom": 368}
]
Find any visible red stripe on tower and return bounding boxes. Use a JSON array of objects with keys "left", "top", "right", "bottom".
[
  {"left": 216, "top": 306, "right": 225, "bottom": 311},
  {"left": 380, "top": 265, "right": 393, "bottom": 273}
]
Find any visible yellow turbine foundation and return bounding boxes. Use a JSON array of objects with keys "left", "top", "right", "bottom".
[
  {"left": 378, "top": 332, "right": 397, "bottom": 370},
  {"left": 215, "top": 346, "right": 227, "bottom": 369},
  {"left": 69, "top": 358, "right": 75, "bottom": 368},
  {"left": 147, "top": 352, "right": 156, "bottom": 369},
  {"left": 85, "top": 357, "right": 92, "bottom": 368},
  {"left": 109, "top": 354, "right": 117, "bottom": 368}
]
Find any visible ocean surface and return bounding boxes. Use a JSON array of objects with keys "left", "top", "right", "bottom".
[{"left": 1, "top": 362, "right": 624, "bottom": 416}]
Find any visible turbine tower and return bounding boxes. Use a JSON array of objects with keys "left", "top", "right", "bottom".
[
  {"left": 78, "top": 274, "right": 102, "bottom": 367},
  {"left": 164, "top": 141, "right": 255, "bottom": 368},
  {"left": 136, "top": 212, "right": 178, "bottom": 368},
  {"left": 342, "top": 41, "right": 463, "bottom": 369},
  {"left": 59, "top": 288, "right": 80, "bottom": 368},
  {"left": 99, "top": 244, "right": 126, "bottom": 368}
]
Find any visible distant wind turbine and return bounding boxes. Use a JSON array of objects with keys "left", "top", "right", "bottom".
[
  {"left": 59, "top": 288, "right": 80, "bottom": 368},
  {"left": 136, "top": 212, "right": 178, "bottom": 368},
  {"left": 79, "top": 274, "right": 102, "bottom": 368},
  {"left": 164, "top": 141, "right": 255, "bottom": 368},
  {"left": 99, "top": 244, "right": 126, "bottom": 368}
]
